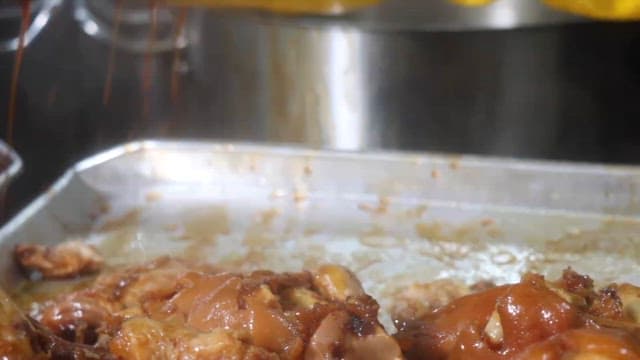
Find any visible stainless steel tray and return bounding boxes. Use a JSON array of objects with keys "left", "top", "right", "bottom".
[
  {"left": 0, "top": 139, "right": 21, "bottom": 191},
  {"left": 2, "top": 140, "right": 640, "bottom": 325}
]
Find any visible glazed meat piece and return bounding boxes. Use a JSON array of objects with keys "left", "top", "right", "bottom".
[
  {"left": 15, "top": 241, "right": 103, "bottom": 279},
  {"left": 28, "top": 257, "right": 402, "bottom": 359},
  {"left": 110, "top": 317, "right": 278, "bottom": 359},
  {"left": 394, "top": 269, "right": 640, "bottom": 359}
]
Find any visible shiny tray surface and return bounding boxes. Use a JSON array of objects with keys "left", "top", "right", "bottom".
[{"left": 1, "top": 140, "right": 640, "bottom": 324}]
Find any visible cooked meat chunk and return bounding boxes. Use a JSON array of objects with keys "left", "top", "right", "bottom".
[
  {"left": 15, "top": 241, "right": 103, "bottom": 279},
  {"left": 394, "top": 271, "right": 640, "bottom": 360},
  {"left": 110, "top": 317, "right": 279, "bottom": 359},
  {"left": 26, "top": 257, "right": 401, "bottom": 359}
]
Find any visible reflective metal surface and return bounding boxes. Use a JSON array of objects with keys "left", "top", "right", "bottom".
[
  {"left": 0, "top": 0, "right": 61, "bottom": 52},
  {"left": 4, "top": 141, "right": 640, "bottom": 324},
  {"left": 74, "top": 0, "right": 187, "bottom": 52},
  {"left": 298, "top": 0, "right": 582, "bottom": 31},
  {"left": 0, "top": 139, "right": 21, "bottom": 190},
  {"left": 1, "top": 1, "right": 640, "bottom": 219},
  {"left": 187, "top": 13, "right": 640, "bottom": 154}
]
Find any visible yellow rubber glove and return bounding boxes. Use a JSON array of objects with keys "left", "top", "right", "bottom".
[
  {"left": 449, "top": 0, "right": 495, "bottom": 6},
  {"left": 164, "top": 0, "right": 380, "bottom": 14},
  {"left": 164, "top": 0, "right": 640, "bottom": 19},
  {"left": 543, "top": 0, "right": 640, "bottom": 20}
]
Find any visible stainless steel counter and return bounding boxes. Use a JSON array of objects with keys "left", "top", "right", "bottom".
[{"left": 1, "top": 1, "right": 640, "bottom": 218}]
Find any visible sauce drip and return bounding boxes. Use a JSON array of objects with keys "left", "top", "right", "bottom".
[
  {"left": 102, "top": 0, "right": 123, "bottom": 106},
  {"left": 141, "top": 0, "right": 158, "bottom": 121},
  {"left": 6, "top": 0, "right": 31, "bottom": 146},
  {"left": 170, "top": 9, "right": 188, "bottom": 105}
]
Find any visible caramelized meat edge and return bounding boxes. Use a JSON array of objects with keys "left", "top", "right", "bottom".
[
  {"left": 394, "top": 269, "right": 640, "bottom": 360},
  {"left": 10, "top": 250, "right": 401, "bottom": 360}
]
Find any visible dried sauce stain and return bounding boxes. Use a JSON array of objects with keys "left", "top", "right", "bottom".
[
  {"left": 293, "top": 188, "right": 309, "bottom": 204},
  {"left": 431, "top": 169, "right": 441, "bottom": 179},
  {"left": 243, "top": 208, "right": 281, "bottom": 248},
  {"left": 303, "top": 163, "right": 313, "bottom": 176},
  {"left": 219, "top": 249, "right": 267, "bottom": 270},
  {"left": 486, "top": 226, "right": 504, "bottom": 239},
  {"left": 481, "top": 218, "right": 495, "bottom": 227},
  {"left": 182, "top": 206, "right": 230, "bottom": 242},
  {"left": 359, "top": 226, "right": 404, "bottom": 248},
  {"left": 350, "top": 252, "right": 383, "bottom": 272},
  {"left": 89, "top": 197, "right": 112, "bottom": 221},
  {"left": 145, "top": 191, "right": 162, "bottom": 203},
  {"left": 180, "top": 206, "right": 230, "bottom": 260},
  {"left": 545, "top": 220, "right": 640, "bottom": 258},
  {"left": 358, "top": 197, "right": 390, "bottom": 215},
  {"left": 258, "top": 208, "right": 281, "bottom": 226},
  {"left": 97, "top": 228, "right": 138, "bottom": 261},
  {"left": 98, "top": 209, "right": 141, "bottom": 232},
  {"left": 402, "top": 205, "right": 428, "bottom": 219},
  {"left": 415, "top": 222, "right": 446, "bottom": 242},
  {"left": 449, "top": 156, "right": 462, "bottom": 170},
  {"left": 164, "top": 223, "right": 179, "bottom": 232},
  {"left": 304, "top": 227, "right": 321, "bottom": 236},
  {"left": 415, "top": 219, "right": 504, "bottom": 245},
  {"left": 97, "top": 196, "right": 111, "bottom": 215},
  {"left": 302, "top": 244, "right": 328, "bottom": 269}
]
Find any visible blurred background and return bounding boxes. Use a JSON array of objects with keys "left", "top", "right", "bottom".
[{"left": 1, "top": 0, "right": 640, "bottom": 214}]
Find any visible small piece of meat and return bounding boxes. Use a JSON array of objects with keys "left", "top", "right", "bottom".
[
  {"left": 305, "top": 310, "right": 403, "bottom": 360},
  {"left": 559, "top": 268, "right": 595, "bottom": 298},
  {"left": 589, "top": 287, "right": 625, "bottom": 320},
  {"left": 15, "top": 241, "right": 103, "bottom": 279}
]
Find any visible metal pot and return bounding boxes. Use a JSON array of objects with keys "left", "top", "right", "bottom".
[{"left": 183, "top": 3, "right": 639, "bottom": 158}]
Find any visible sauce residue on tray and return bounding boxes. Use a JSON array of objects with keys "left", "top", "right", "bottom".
[
  {"left": 415, "top": 219, "right": 503, "bottom": 244},
  {"left": 97, "top": 208, "right": 142, "bottom": 232},
  {"left": 180, "top": 206, "right": 230, "bottom": 259}
]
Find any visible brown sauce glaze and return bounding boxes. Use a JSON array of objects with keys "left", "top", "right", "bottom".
[
  {"left": 395, "top": 270, "right": 640, "bottom": 360},
  {"left": 15, "top": 256, "right": 401, "bottom": 359}
]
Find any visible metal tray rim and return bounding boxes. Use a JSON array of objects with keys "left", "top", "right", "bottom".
[
  {"left": 0, "top": 139, "right": 22, "bottom": 187},
  {"left": 127, "top": 138, "right": 640, "bottom": 176},
  {"left": 4, "top": 138, "right": 640, "bottom": 245}
]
